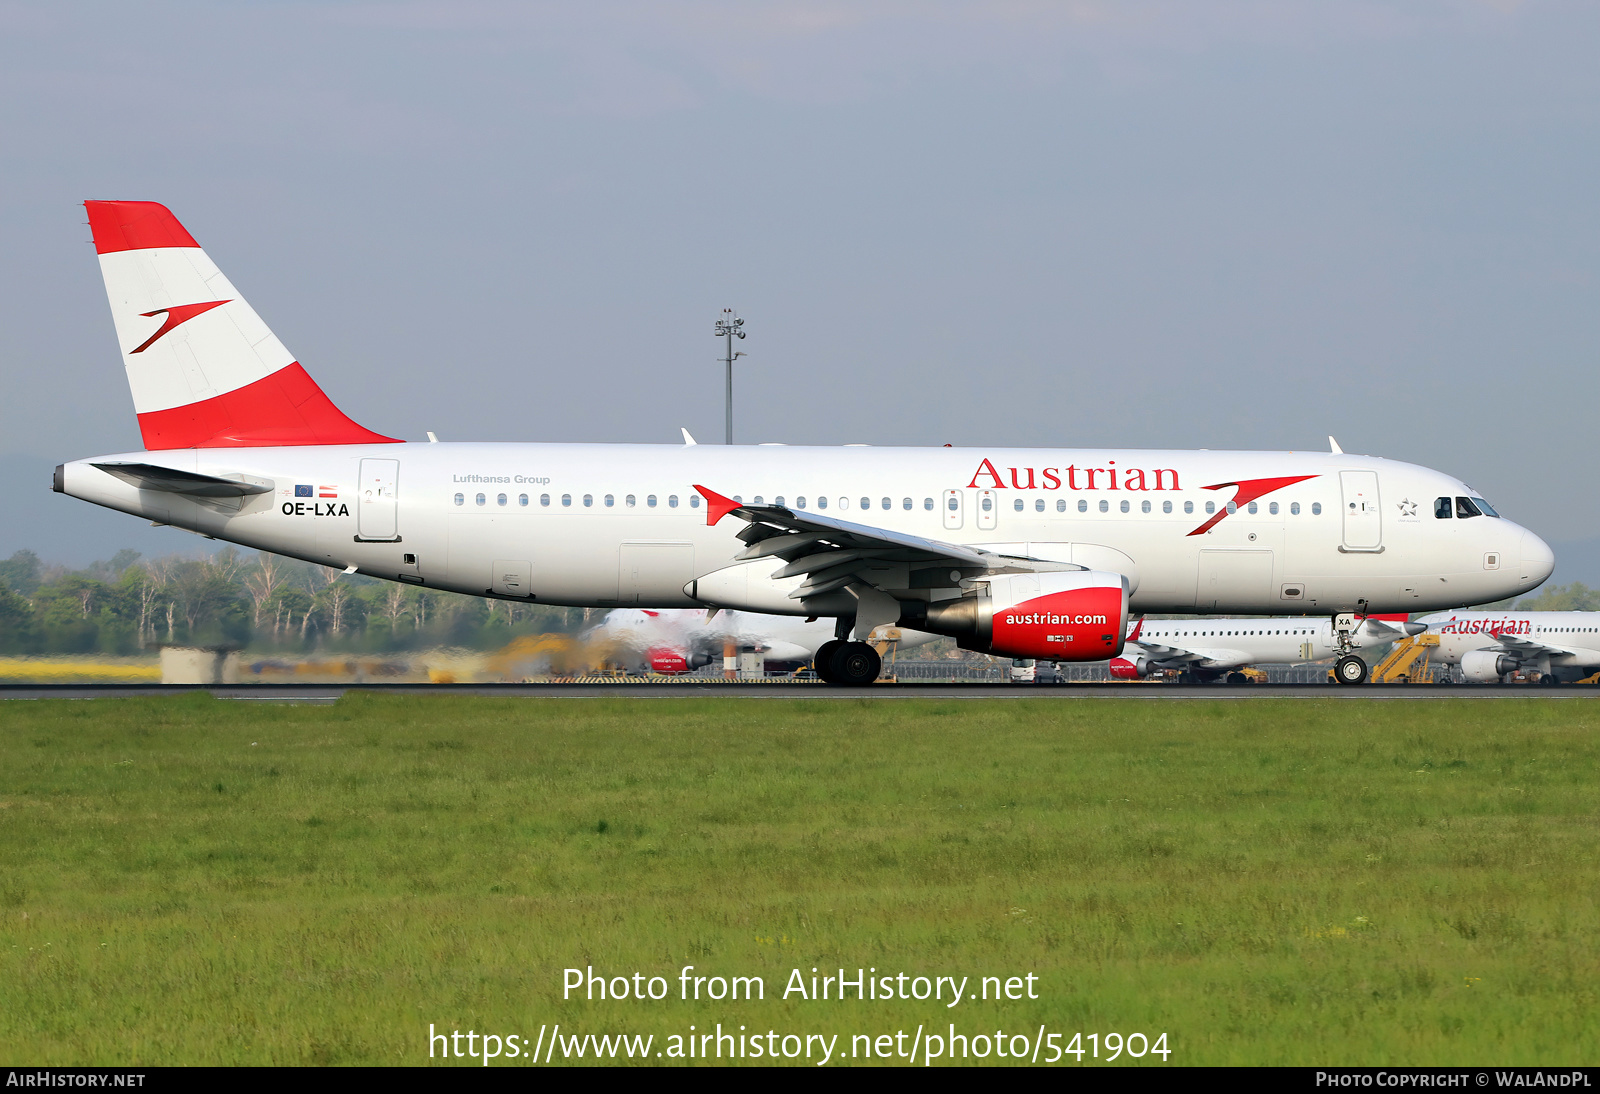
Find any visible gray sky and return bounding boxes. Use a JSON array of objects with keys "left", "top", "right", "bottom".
[{"left": 3, "top": 1, "right": 1598, "bottom": 574}]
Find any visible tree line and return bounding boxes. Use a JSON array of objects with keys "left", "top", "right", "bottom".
[{"left": 0, "top": 549, "right": 583, "bottom": 655}]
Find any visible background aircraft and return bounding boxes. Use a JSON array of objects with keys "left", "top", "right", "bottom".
[
  {"left": 1414, "top": 611, "right": 1600, "bottom": 684},
  {"left": 1112, "top": 614, "right": 1425, "bottom": 684},
  {"left": 591, "top": 608, "right": 939, "bottom": 675}
]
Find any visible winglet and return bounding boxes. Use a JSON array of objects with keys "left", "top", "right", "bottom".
[{"left": 693, "top": 485, "right": 742, "bottom": 526}]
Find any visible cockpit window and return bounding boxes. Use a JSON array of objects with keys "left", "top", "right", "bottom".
[
  {"left": 1472, "top": 497, "right": 1499, "bottom": 517},
  {"left": 1455, "top": 497, "right": 1482, "bottom": 519},
  {"left": 1434, "top": 497, "right": 1452, "bottom": 519}
]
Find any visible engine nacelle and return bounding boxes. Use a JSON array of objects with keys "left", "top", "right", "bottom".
[
  {"left": 901, "top": 570, "right": 1129, "bottom": 661},
  {"left": 646, "top": 647, "right": 691, "bottom": 675},
  {"left": 1109, "top": 654, "right": 1152, "bottom": 680},
  {"left": 1461, "top": 648, "right": 1517, "bottom": 683}
]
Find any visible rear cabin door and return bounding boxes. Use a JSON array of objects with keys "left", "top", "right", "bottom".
[
  {"left": 1339, "top": 470, "right": 1382, "bottom": 550},
  {"left": 357, "top": 459, "right": 400, "bottom": 541}
]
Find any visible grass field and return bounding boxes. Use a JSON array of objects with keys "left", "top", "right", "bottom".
[{"left": 1, "top": 694, "right": 1596, "bottom": 1066}]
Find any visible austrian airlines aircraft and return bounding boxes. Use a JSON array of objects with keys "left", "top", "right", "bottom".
[
  {"left": 54, "top": 202, "right": 1555, "bottom": 684},
  {"left": 1112, "top": 614, "right": 1425, "bottom": 684},
  {"left": 1414, "top": 611, "right": 1600, "bottom": 684}
]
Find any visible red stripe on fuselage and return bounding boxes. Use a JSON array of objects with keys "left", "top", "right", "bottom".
[{"left": 136, "top": 362, "right": 402, "bottom": 449}]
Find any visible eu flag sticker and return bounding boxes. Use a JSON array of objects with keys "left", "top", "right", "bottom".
[{"left": 295, "top": 485, "right": 313, "bottom": 497}]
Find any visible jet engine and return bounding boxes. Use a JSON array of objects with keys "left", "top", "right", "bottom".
[
  {"left": 1461, "top": 648, "right": 1517, "bottom": 683},
  {"left": 900, "top": 570, "right": 1129, "bottom": 661},
  {"left": 1109, "top": 654, "right": 1152, "bottom": 680}
]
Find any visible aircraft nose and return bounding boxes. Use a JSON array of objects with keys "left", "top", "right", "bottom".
[{"left": 1520, "top": 529, "right": 1555, "bottom": 587}]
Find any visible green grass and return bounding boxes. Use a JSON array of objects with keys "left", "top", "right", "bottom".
[{"left": 1, "top": 693, "right": 1597, "bottom": 1066}]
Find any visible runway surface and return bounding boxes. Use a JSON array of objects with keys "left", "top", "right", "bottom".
[{"left": 3, "top": 682, "right": 1598, "bottom": 700}]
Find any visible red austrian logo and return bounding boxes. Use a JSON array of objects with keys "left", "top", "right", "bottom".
[
  {"left": 964, "top": 459, "right": 1316, "bottom": 536},
  {"left": 130, "top": 299, "right": 231, "bottom": 354}
]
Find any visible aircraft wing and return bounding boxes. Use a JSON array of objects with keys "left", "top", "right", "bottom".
[
  {"left": 695, "top": 485, "right": 1083, "bottom": 599},
  {"left": 1483, "top": 632, "right": 1571, "bottom": 660},
  {"left": 1125, "top": 640, "right": 1206, "bottom": 666},
  {"left": 93, "top": 462, "right": 272, "bottom": 498}
]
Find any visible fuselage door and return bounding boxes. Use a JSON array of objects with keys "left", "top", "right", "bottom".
[
  {"left": 1339, "top": 470, "right": 1382, "bottom": 550},
  {"left": 358, "top": 458, "right": 400, "bottom": 541},
  {"left": 942, "top": 489, "right": 963, "bottom": 530},
  {"left": 976, "top": 489, "right": 998, "bottom": 531}
]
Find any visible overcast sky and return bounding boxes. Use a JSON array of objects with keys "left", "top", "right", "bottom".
[{"left": 3, "top": 1, "right": 1597, "bottom": 573}]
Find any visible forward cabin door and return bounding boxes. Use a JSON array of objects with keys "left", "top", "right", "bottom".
[
  {"left": 357, "top": 458, "right": 400, "bottom": 541},
  {"left": 1339, "top": 471, "right": 1382, "bottom": 551}
]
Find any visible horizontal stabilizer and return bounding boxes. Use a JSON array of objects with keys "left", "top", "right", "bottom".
[{"left": 92, "top": 462, "right": 272, "bottom": 498}]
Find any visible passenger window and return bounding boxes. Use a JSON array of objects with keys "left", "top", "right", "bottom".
[
  {"left": 1268, "top": 502, "right": 1278, "bottom": 515},
  {"left": 646, "top": 495, "right": 656, "bottom": 508},
  {"left": 1205, "top": 501, "right": 1215, "bottom": 515},
  {"left": 625, "top": 495, "right": 636, "bottom": 507},
  {"left": 1057, "top": 499, "right": 1067, "bottom": 512},
  {"left": 1226, "top": 501, "right": 1237, "bottom": 514},
  {"left": 1079, "top": 499, "right": 1088, "bottom": 513},
  {"left": 1247, "top": 502, "right": 1257, "bottom": 514},
  {"left": 540, "top": 494, "right": 551, "bottom": 507},
  {"left": 519, "top": 494, "right": 529, "bottom": 506},
  {"left": 775, "top": 496, "right": 785, "bottom": 507},
  {"left": 1141, "top": 500, "right": 1151, "bottom": 514},
  {"left": 838, "top": 497, "right": 849, "bottom": 510},
  {"left": 561, "top": 494, "right": 572, "bottom": 507},
  {"left": 946, "top": 496, "right": 956, "bottom": 511},
  {"left": 860, "top": 497, "right": 870, "bottom": 510},
  {"left": 1013, "top": 498, "right": 1023, "bottom": 512},
  {"left": 981, "top": 497, "right": 992, "bottom": 512},
  {"left": 454, "top": 492, "right": 464, "bottom": 506},
  {"left": 476, "top": 493, "right": 486, "bottom": 506},
  {"left": 753, "top": 496, "right": 763, "bottom": 506},
  {"left": 1098, "top": 500, "right": 1109, "bottom": 513},
  {"left": 882, "top": 498, "right": 891, "bottom": 510},
  {"left": 1435, "top": 497, "right": 1452, "bottom": 519},
  {"left": 1290, "top": 502, "right": 1300, "bottom": 515},
  {"left": 1456, "top": 497, "right": 1482, "bottom": 519},
  {"left": 1311, "top": 502, "right": 1322, "bottom": 515},
  {"left": 497, "top": 493, "right": 507, "bottom": 506},
  {"left": 903, "top": 498, "right": 913, "bottom": 510},
  {"left": 602, "top": 494, "right": 614, "bottom": 507},
  {"left": 583, "top": 495, "right": 593, "bottom": 507},
  {"left": 733, "top": 496, "right": 743, "bottom": 504},
  {"left": 1184, "top": 501, "right": 1194, "bottom": 515},
  {"left": 924, "top": 498, "right": 934, "bottom": 511},
  {"left": 1162, "top": 500, "right": 1172, "bottom": 514},
  {"left": 1120, "top": 500, "right": 1130, "bottom": 513},
  {"left": 1036, "top": 499, "right": 1045, "bottom": 512},
  {"left": 796, "top": 497, "right": 807, "bottom": 509}
]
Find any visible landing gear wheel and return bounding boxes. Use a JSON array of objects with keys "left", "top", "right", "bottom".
[
  {"left": 812, "top": 641, "right": 842, "bottom": 684},
  {"left": 1540, "top": 672, "right": 1561, "bottom": 686},
  {"left": 1226, "top": 671, "right": 1249, "bottom": 685},
  {"left": 829, "top": 641, "right": 882, "bottom": 686},
  {"left": 1335, "top": 655, "right": 1368, "bottom": 685}
]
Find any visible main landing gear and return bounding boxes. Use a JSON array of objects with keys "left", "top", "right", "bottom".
[{"left": 812, "top": 640, "right": 883, "bottom": 686}]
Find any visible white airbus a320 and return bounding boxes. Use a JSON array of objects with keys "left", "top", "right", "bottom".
[{"left": 54, "top": 201, "right": 1554, "bottom": 684}]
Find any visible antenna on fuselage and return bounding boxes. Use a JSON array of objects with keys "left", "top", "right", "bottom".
[{"left": 1329, "top": 436, "right": 1343, "bottom": 454}]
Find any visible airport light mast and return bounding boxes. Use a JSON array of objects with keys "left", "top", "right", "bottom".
[{"left": 714, "top": 309, "right": 746, "bottom": 444}]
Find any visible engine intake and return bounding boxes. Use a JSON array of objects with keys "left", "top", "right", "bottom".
[{"left": 900, "top": 570, "right": 1129, "bottom": 661}]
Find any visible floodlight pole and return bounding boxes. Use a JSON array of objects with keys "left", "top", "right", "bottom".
[{"left": 714, "top": 309, "right": 746, "bottom": 445}]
